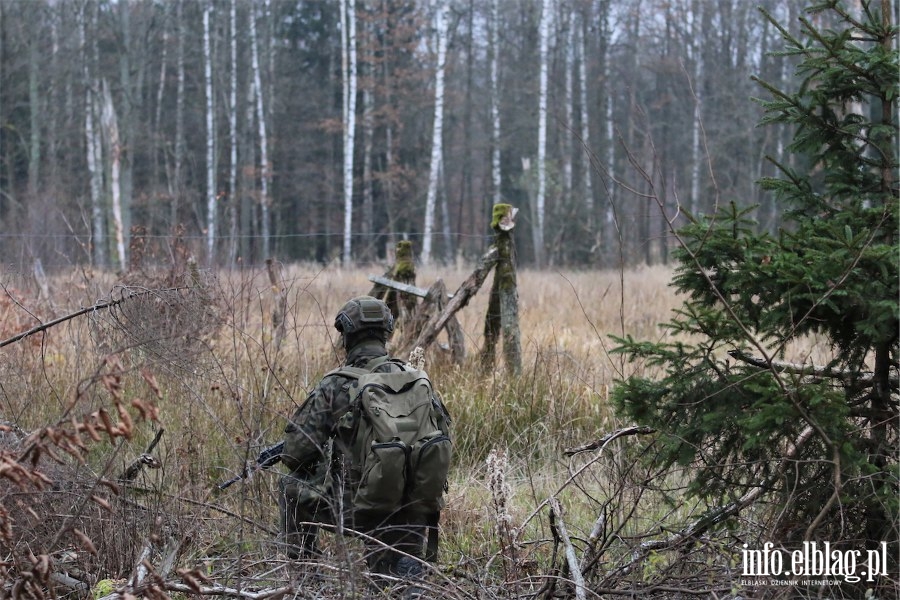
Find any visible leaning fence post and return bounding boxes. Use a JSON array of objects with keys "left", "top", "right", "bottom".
[{"left": 480, "top": 204, "right": 521, "bottom": 373}]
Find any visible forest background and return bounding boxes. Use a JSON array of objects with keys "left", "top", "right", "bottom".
[{"left": 2, "top": 0, "right": 806, "bottom": 272}]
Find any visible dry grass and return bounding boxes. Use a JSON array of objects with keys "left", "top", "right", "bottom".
[{"left": 0, "top": 260, "right": 826, "bottom": 598}]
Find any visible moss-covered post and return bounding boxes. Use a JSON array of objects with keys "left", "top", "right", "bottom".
[
  {"left": 480, "top": 204, "right": 521, "bottom": 373},
  {"left": 368, "top": 240, "right": 418, "bottom": 324},
  {"left": 392, "top": 240, "right": 418, "bottom": 320}
]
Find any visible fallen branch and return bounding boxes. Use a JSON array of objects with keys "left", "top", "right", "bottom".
[
  {"left": 0, "top": 287, "right": 189, "bottom": 349},
  {"left": 163, "top": 582, "right": 294, "bottom": 599},
  {"left": 549, "top": 497, "right": 586, "bottom": 600},
  {"left": 564, "top": 425, "right": 656, "bottom": 456}
]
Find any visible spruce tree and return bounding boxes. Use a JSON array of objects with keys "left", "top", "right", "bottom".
[{"left": 611, "top": 0, "right": 897, "bottom": 580}]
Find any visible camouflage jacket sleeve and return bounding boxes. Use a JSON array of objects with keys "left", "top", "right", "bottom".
[{"left": 281, "top": 374, "right": 353, "bottom": 474}]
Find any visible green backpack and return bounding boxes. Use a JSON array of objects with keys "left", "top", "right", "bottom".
[{"left": 333, "top": 356, "right": 452, "bottom": 521}]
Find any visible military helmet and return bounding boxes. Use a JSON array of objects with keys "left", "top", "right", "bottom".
[{"left": 334, "top": 296, "right": 394, "bottom": 336}]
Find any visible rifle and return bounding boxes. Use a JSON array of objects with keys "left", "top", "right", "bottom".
[{"left": 218, "top": 441, "right": 285, "bottom": 490}]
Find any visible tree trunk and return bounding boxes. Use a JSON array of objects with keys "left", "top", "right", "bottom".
[
  {"left": 100, "top": 80, "right": 126, "bottom": 270},
  {"left": 490, "top": 0, "right": 502, "bottom": 209},
  {"left": 421, "top": 0, "right": 448, "bottom": 265},
  {"left": 153, "top": 0, "right": 170, "bottom": 212},
  {"left": 341, "top": 0, "right": 358, "bottom": 265},
  {"left": 227, "top": 0, "right": 238, "bottom": 267},
  {"left": 577, "top": 9, "right": 593, "bottom": 230},
  {"left": 534, "top": 0, "right": 552, "bottom": 268},
  {"left": 203, "top": 2, "right": 217, "bottom": 264},
  {"left": 172, "top": 0, "right": 186, "bottom": 229},
  {"left": 361, "top": 3, "right": 375, "bottom": 261},
  {"left": 28, "top": 14, "right": 40, "bottom": 196},
  {"left": 250, "top": 3, "right": 271, "bottom": 259},
  {"left": 82, "top": 2, "right": 105, "bottom": 267}
]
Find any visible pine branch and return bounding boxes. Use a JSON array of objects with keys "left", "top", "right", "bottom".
[{"left": 728, "top": 349, "right": 899, "bottom": 387}]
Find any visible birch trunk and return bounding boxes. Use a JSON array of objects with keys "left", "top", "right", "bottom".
[
  {"left": 563, "top": 7, "right": 574, "bottom": 200},
  {"left": 82, "top": 3, "right": 105, "bottom": 267},
  {"left": 577, "top": 10, "right": 593, "bottom": 224},
  {"left": 203, "top": 3, "right": 216, "bottom": 263},
  {"left": 603, "top": 1, "right": 616, "bottom": 261},
  {"left": 228, "top": 0, "right": 238, "bottom": 267},
  {"left": 490, "top": 0, "right": 501, "bottom": 207},
  {"left": 421, "top": 0, "right": 448, "bottom": 265},
  {"left": 100, "top": 80, "right": 126, "bottom": 270},
  {"left": 249, "top": 3, "right": 271, "bottom": 259},
  {"left": 341, "top": 0, "right": 358, "bottom": 265},
  {"left": 534, "top": 0, "right": 552, "bottom": 268},
  {"left": 153, "top": 0, "right": 169, "bottom": 195},
  {"left": 688, "top": 0, "right": 702, "bottom": 219}
]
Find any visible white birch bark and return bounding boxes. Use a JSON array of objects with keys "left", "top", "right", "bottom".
[
  {"left": 154, "top": 0, "right": 169, "bottom": 189},
  {"left": 535, "top": 0, "right": 552, "bottom": 267},
  {"left": 604, "top": 3, "right": 615, "bottom": 233},
  {"left": 203, "top": 3, "right": 216, "bottom": 263},
  {"left": 490, "top": 0, "right": 501, "bottom": 206},
  {"left": 577, "top": 10, "right": 593, "bottom": 220},
  {"left": 563, "top": 7, "right": 574, "bottom": 199},
  {"left": 228, "top": 0, "right": 238, "bottom": 266},
  {"left": 688, "top": 0, "right": 702, "bottom": 218},
  {"left": 100, "top": 80, "right": 126, "bottom": 269},
  {"left": 341, "top": 0, "right": 358, "bottom": 265},
  {"left": 250, "top": 3, "right": 271, "bottom": 259},
  {"left": 421, "top": 0, "right": 448, "bottom": 265}
]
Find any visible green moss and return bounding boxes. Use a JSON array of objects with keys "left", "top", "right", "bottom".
[
  {"left": 491, "top": 204, "right": 513, "bottom": 231},
  {"left": 393, "top": 241, "right": 416, "bottom": 280}
]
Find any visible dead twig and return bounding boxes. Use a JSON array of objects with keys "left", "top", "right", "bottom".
[
  {"left": 563, "top": 425, "right": 656, "bottom": 456},
  {"left": 0, "top": 287, "right": 189, "bottom": 349}
]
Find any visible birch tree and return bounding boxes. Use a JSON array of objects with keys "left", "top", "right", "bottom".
[
  {"left": 82, "top": 2, "right": 105, "bottom": 267},
  {"left": 688, "top": 0, "right": 703, "bottom": 219},
  {"left": 203, "top": 2, "right": 217, "bottom": 263},
  {"left": 249, "top": 2, "right": 271, "bottom": 259},
  {"left": 341, "top": 0, "right": 358, "bottom": 265},
  {"left": 534, "top": 0, "right": 553, "bottom": 267},
  {"left": 577, "top": 5, "right": 592, "bottom": 225},
  {"left": 421, "top": 0, "right": 448, "bottom": 265},
  {"left": 100, "top": 80, "right": 125, "bottom": 269},
  {"left": 490, "top": 0, "right": 501, "bottom": 207},
  {"left": 227, "top": 0, "right": 238, "bottom": 266}
]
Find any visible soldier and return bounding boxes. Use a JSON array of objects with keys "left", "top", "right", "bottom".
[{"left": 278, "top": 295, "right": 448, "bottom": 584}]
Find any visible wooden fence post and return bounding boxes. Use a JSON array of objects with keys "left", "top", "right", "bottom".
[
  {"left": 369, "top": 240, "right": 417, "bottom": 326},
  {"left": 480, "top": 204, "right": 521, "bottom": 373}
]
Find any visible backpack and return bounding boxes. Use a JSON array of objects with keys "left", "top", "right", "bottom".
[{"left": 332, "top": 356, "right": 452, "bottom": 521}]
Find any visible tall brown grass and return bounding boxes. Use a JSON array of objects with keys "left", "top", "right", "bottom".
[{"left": 0, "top": 261, "right": 768, "bottom": 597}]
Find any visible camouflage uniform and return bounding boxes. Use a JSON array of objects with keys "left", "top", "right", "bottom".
[{"left": 279, "top": 299, "right": 427, "bottom": 577}]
